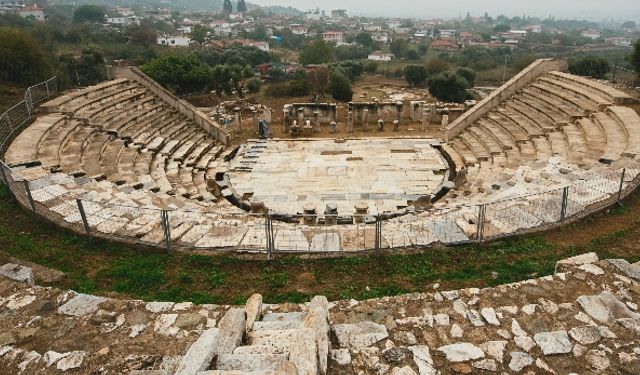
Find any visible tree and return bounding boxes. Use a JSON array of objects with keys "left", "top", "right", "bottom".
[
  {"left": 418, "top": 42, "right": 429, "bottom": 56},
  {"left": 631, "top": 39, "right": 640, "bottom": 75},
  {"left": 329, "top": 69, "right": 353, "bottom": 102},
  {"left": 190, "top": 25, "right": 209, "bottom": 46},
  {"left": 0, "top": 28, "right": 50, "bottom": 85},
  {"left": 493, "top": 23, "right": 510, "bottom": 33},
  {"left": 307, "top": 68, "right": 331, "bottom": 98},
  {"left": 390, "top": 38, "right": 409, "bottom": 58},
  {"left": 364, "top": 62, "right": 378, "bottom": 74},
  {"left": 427, "top": 72, "right": 470, "bottom": 103},
  {"left": 621, "top": 21, "right": 636, "bottom": 29},
  {"left": 73, "top": 5, "right": 105, "bottom": 23},
  {"left": 426, "top": 58, "right": 450, "bottom": 76},
  {"left": 406, "top": 49, "right": 419, "bottom": 60},
  {"left": 246, "top": 24, "right": 268, "bottom": 41},
  {"left": 223, "top": 0, "right": 233, "bottom": 13},
  {"left": 211, "top": 65, "right": 233, "bottom": 96},
  {"left": 229, "top": 64, "right": 254, "bottom": 98},
  {"left": 246, "top": 77, "right": 261, "bottom": 93},
  {"left": 355, "top": 32, "right": 373, "bottom": 48},
  {"left": 403, "top": 65, "right": 428, "bottom": 87},
  {"left": 237, "top": 0, "right": 248, "bottom": 13},
  {"left": 568, "top": 56, "right": 611, "bottom": 79},
  {"left": 140, "top": 54, "right": 213, "bottom": 95},
  {"left": 455, "top": 67, "right": 476, "bottom": 87},
  {"left": 128, "top": 22, "right": 158, "bottom": 48},
  {"left": 299, "top": 40, "right": 335, "bottom": 65}
]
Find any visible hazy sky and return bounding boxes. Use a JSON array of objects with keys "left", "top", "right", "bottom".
[{"left": 251, "top": 0, "right": 640, "bottom": 20}]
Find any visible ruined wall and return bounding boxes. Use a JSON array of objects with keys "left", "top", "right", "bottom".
[{"left": 1, "top": 253, "right": 639, "bottom": 374}]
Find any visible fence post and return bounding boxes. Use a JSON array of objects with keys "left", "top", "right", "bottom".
[
  {"left": 161, "top": 209, "right": 172, "bottom": 252},
  {"left": 23, "top": 180, "right": 35, "bottom": 211},
  {"left": 617, "top": 168, "right": 627, "bottom": 206},
  {"left": 76, "top": 199, "right": 91, "bottom": 234},
  {"left": 374, "top": 215, "right": 382, "bottom": 251},
  {"left": 265, "top": 213, "right": 272, "bottom": 260},
  {"left": 45, "top": 80, "right": 51, "bottom": 97},
  {"left": 24, "top": 90, "right": 32, "bottom": 118},
  {"left": 560, "top": 187, "right": 569, "bottom": 222},
  {"left": 476, "top": 204, "right": 485, "bottom": 243}
]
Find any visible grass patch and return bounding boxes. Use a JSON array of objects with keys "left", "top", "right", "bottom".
[{"left": 0, "top": 182, "right": 639, "bottom": 304}]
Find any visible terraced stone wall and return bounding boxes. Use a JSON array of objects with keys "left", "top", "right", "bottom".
[
  {"left": 114, "top": 67, "right": 231, "bottom": 145},
  {"left": 446, "top": 59, "right": 569, "bottom": 139}
]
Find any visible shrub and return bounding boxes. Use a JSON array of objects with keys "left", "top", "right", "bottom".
[
  {"left": 329, "top": 70, "right": 353, "bottom": 102},
  {"left": 264, "top": 80, "right": 310, "bottom": 98},
  {"left": 364, "top": 61, "right": 379, "bottom": 74},
  {"left": 427, "top": 72, "right": 471, "bottom": 103},
  {"left": 404, "top": 64, "right": 428, "bottom": 87},
  {"left": 569, "top": 55, "right": 611, "bottom": 79},
  {"left": 426, "top": 58, "right": 450, "bottom": 76},
  {"left": 455, "top": 67, "right": 476, "bottom": 88},
  {"left": 246, "top": 77, "right": 262, "bottom": 93}
]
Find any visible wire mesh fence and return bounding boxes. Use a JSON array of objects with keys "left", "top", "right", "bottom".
[{"left": 1, "top": 76, "right": 640, "bottom": 255}]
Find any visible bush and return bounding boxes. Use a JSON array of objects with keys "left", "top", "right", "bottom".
[
  {"left": 246, "top": 78, "right": 262, "bottom": 93},
  {"left": 406, "top": 49, "right": 419, "bottom": 60},
  {"left": 427, "top": 72, "right": 471, "bottom": 103},
  {"left": 299, "top": 40, "right": 335, "bottom": 65},
  {"left": 140, "top": 54, "right": 213, "bottom": 95},
  {"left": 426, "top": 58, "right": 450, "bottom": 76},
  {"left": 455, "top": 67, "right": 476, "bottom": 88},
  {"left": 0, "top": 28, "right": 51, "bottom": 85},
  {"left": 329, "top": 70, "right": 353, "bottom": 102},
  {"left": 364, "top": 61, "right": 378, "bottom": 74},
  {"left": 264, "top": 80, "right": 310, "bottom": 98},
  {"left": 404, "top": 64, "right": 428, "bottom": 87},
  {"left": 569, "top": 55, "right": 611, "bottom": 79}
]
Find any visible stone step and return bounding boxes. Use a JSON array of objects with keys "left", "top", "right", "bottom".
[
  {"left": 216, "top": 353, "right": 288, "bottom": 372},
  {"left": 261, "top": 312, "right": 307, "bottom": 322},
  {"left": 252, "top": 320, "right": 304, "bottom": 331}
]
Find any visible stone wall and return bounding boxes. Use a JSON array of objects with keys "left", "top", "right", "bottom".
[
  {"left": 349, "top": 101, "right": 404, "bottom": 123},
  {"left": 1, "top": 253, "right": 639, "bottom": 374},
  {"left": 115, "top": 67, "right": 231, "bottom": 145},
  {"left": 445, "top": 59, "right": 569, "bottom": 140},
  {"left": 285, "top": 103, "right": 338, "bottom": 124}
]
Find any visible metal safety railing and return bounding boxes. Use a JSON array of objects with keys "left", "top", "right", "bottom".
[{"left": 1, "top": 77, "right": 640, "bottom": 258}]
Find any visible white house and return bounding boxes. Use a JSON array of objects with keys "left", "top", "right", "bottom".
[
  {"left": 322, "top": 31, "right": 344, "bottom": 45},
  {"left": 581, "top": 30, "right": 601, "bottom": 40},
  {"left": 439, "top": 29, "right": 457, "bottom": 38},
  {"left": 157, "top": 35, "right": 192, "bottom": 47},
  {"left": 18, "top": 5, "right": 44, "bottom": 21},
  {"left": 368, "top": 51, "right": 394, "bottom": 61}
]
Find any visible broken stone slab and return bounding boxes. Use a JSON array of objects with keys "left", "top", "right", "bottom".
[
  {"left": 569, "top": 326, "right": 601, "bottom": 345},
  {"left": 245, "top": 294, "right": 263, "bottom": 332},
  {"left": 481, "top": 307, "right": 500, "bottom": 326},
  {"left": 555, "top": 252, "right": 598, "bottom": 272},
  {"left": 508, "top": 352, "right": 533, "bottom": 372},
  {"left": 607, "top": 259, "right": 640, "bottom": 281},
  {"left": 217, "top": 308, "right": 246, "bottom": 355},
  {"left": 390, "top": 366, "right": 417, "bottom": 375},
  {"left": 576, "top": 291, "right": 640, "bottom": 324},
  {"left": 0, "top": 263, "right": 33, "bottom": 285},
  {"left": 332, "top": 321, "right": 389, "bottom": 349},
  {"left": 146, "top": 302, "right": 174, "bottom": 313},
  {"left": 306, "top": 296, "right": 330, "bottom": 375},
  {"left": 288, "top": 328, "right": 318, "bottom": 375},
  {"left": 408, "top": 345, "right": 437, "bottom": 375},
  {"left": 330, "top": 349, "right": 351, "bottom": 366},
  {"left": 479, "top": 341, "right": 507, "bottom": 363},
  {"left": 436, "top": 343, "right": 484, "bottom": 362},
  {"left": 175, "top": 328, "right": 220, "bottom": 375},
  {"left": 216, "top": 353, "right": 288, "bottom": 372},
  {"left": 56, "top": 351, "right": 86, "bottom": 372},
  {"left": 58, "top": 294, "right": 108, "bottom": 317},
  {"left": 533, "top": 331, "right": 573, "bottom": 355}
]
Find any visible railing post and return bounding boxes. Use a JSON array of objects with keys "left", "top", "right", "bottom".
[
  {"left": 45, "top": 80, "right": 51, "bottom": 98},
  {"left": 617, "top": 168, "right": 627, "bottom": 206},
  {"left": 374, "top": 215, "right": 381, "bottom": 251},
  {"left": 161, "top": 209, "right": 172, "bottom": 252},
  {"left": 23, "top": 180, "right": 35, "bottom": 211},
  {"left": 476, "top": 204, "right": 485, "bottom": 243},
  {"left": 265, "top": 213, "right": 272, "bottom": 260},
  {"left": 560, "top": 187, "right": 569, "bottom": 222},
  {"left": 76, "top": 199, "right": 91, "bottom": 234},
  {"left": 24, "top": 90, "right": 32, "bottom": 118}
]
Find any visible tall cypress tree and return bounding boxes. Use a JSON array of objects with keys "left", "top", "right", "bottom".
[
  {"left": 237, "top": 0, "right": 247, "bottom": 13},
  {"left": 222, "top": 0, "right": 233, "bottom": 13}
]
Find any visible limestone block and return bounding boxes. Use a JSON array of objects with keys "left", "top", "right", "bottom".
[
  {"left": 58, "top": 294, "right": 108, "bottom": 317},
  {"left": 533, "top": 331, "right": 572, "bottom": 355},
  {"left": 436, "top": 343, "right": 484, "bottom": 362},
  {"left": 175, "top": 328, "right": 220, "bottom": 375},
  {"left": 0, "top": 263, "right": 33, "bottom": 284},
  {"left": 332, "top": 321, "right": 389, "bottom": 349},
  {"left": 217, "top": 308, "right": 246, "bottom": 355},
  {"left": 245, "top": 294, "right": 263, "bottom": 332}
]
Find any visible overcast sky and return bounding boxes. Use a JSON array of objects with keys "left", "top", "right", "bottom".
[{"left": 251, "top": 0, "right": 640, "bottom": 20}]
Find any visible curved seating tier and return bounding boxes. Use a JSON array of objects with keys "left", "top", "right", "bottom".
[
  {"left": 4, "top": 72, "right": 640, "bottom": 252},
  {"left": 444, "top": 71, "right": 640, "bottom": 240}
]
